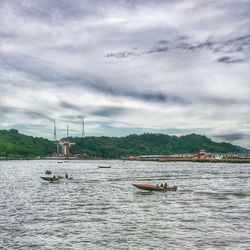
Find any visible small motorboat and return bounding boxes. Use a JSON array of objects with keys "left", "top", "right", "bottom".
[
  {"left": 132, "top": 183, "right": 177, "bottom": 192},
  {"left": 98, "top": 166, "right": 111, "bottom": 169},
  {"left": 40, "top": 176, "right": 60, "bottom": 182}
]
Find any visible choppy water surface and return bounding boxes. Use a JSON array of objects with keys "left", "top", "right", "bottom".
[{"left": 0, "top": 160, "right": 249, "bottom": 249}]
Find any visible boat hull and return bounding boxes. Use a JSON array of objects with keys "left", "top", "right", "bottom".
[
  {"left": 133, "top": 183, "right": 177, "bottom": 192},
  {"left": 40, "top": 176, "right": 60, "bottom": 182}
]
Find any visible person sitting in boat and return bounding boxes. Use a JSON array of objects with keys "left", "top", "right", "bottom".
[
  {"left": 164, "top": 182, "right": 168, "bottom": 189},
  {"left": 160, "top": 183, "right": 164, "bottom": 188},
  {"left": 65, "top": 173, "right": 68, "bottom": 179},
  {"left": 156, "top": 184, "right": 160, "bottom": 188}
]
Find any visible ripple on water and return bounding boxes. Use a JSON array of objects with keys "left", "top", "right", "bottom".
[{"left": 0, "top": 160, "right": 250, "bottom": 249}]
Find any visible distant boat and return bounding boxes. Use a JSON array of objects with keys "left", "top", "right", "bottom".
[
  {"left": 132, "top": 183, "right": 177, "bottom": 192},
  {"left": 40, "top": 176, "right": 60, "bottom": 182},
  {"left": 40, "top": 176, "right": 73, "bottom": 182},
  {"left": 57, "top": 161, "right": 63, "bottom": 163},
  {"left": 98, "top": 166, "right": 111, "bottom": 169}
]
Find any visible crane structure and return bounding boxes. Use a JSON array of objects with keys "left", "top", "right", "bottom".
[
  {"left": 58, "top": 140, "right": 75, "bottom": 156},
  {"left": 52, "top": 116, "right": 85, "bottom": 156}
]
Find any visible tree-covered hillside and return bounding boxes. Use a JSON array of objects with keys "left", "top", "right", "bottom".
[
  {"left": 0, "top": 130, "right": 247, "bottom": 159},
  {"left": 70, "top": 133, "right": 247, "bottom": 159},
  {"left": 0, "top": 129, "right": 56, "bottom": 157}
]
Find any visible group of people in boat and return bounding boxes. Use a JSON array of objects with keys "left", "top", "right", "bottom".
[
  {"left": 45, "top": 170, "right": 72, "bottom": 180},
  {"left": 156, "top": 182, "right": 169, "bottom": 189},
  {"left": 52, "top": 174, "right": 72, "bottom": 180}
]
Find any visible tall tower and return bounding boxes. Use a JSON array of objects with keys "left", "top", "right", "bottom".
[
  {"left": 82, "top": 116, "right": 85, "bottom": 137},
  {"left": 67, "top": 123, "right": 69, "bottom": 137},
  {"left": 53, "top": 119, "right": 57, "bottom": 141}
]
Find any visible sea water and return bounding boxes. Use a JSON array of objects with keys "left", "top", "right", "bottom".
[{"left": 0, "top": 160, "right": 249, "bottom": 249}]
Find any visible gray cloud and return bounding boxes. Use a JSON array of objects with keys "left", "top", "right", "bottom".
[
  {"left": 106, "top": 33, "right": 250, "bottom": 64},
  {"left": 217, "top": 56, "right": 246, "bottom": 64},
  {"left": 147, "top": 46, "right": 169, "bottom": 54},
  {"left": 0, "top": 106, "right": 53, "bottom": 121},
  {"left": 106, "top": 51, "right": 137, "bottom": 58},
  {"left": 214, "top": 133, "right": 247, "bottom": 142},
  {"left": 0, "top": 52, "right": 189, "bottom": 105},
  {"left": 91, "top": 106, "right": 130, "bottom": 117},
  {"left": 0, "top": 0, "right": 95, "bottom": 22},
  {"left": 24, "top": 111, "right": 53, "bottom": 121},
  {"left": 0, "top": 30, "right": 17, "bottom": 39},
  {"left": 0, "top": 53, "right": 64, "bottom": 83},
  {"left": 59, "top": 115, "right": 84, "bottom": 121},
  {"left": 59, "top": 101, "right": 83, "bottom": 112}
]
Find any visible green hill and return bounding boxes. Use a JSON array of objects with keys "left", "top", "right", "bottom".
[
  {"left": 0, "top": 129, "right": 56, "bottom": 157},
  {"left": 70, "top": 133, "right": 248, "bottom": 159},
  {"left": 0, "top": 130, "right": 248, "bottom": 159}
]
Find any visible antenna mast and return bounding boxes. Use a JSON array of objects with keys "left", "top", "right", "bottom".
[
  {"left": 82, "top": 116, "right": 85, "bottom": 137},
  {"left": 67, "top": 123, "right": 69, "bottom": 137},
  {"left": 53, "top": 119, "right": 57, "bottom": 141}
]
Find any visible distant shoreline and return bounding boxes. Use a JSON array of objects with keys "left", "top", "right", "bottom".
[{"left": 1, "top": 158, "right": 250, "bottom": 163}]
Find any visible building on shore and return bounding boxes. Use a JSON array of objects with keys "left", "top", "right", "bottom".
[
  {"left": 124, "top": 149, "right": 243, "bottom": 162},
  {"left": 126, "top": 155, "right": 140, "bottom": 160},
  {"left": 195, "top": 149, "right": 215, "bottom": 161},
  {"left": 223, "top": 153, "right": 240, "bottom": 160},
  {"left": 49, "top": 148, "right": 249, "bottom": 161}
]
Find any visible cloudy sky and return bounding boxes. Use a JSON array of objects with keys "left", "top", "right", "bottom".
[{"left": 0, "top": 0, "right": 249, "bottom": 147}]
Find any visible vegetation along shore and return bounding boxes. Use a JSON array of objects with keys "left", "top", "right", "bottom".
[{"left": 0, "top": 129, "right": 249, "bottom": 162}]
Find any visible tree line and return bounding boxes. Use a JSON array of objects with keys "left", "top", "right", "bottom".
[{"left": 0, "top": 129, "right": 247, "bottom": 158}]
